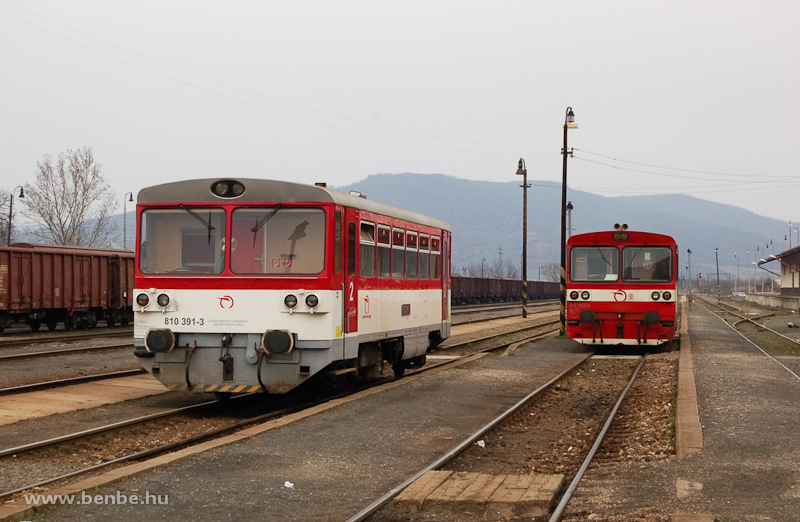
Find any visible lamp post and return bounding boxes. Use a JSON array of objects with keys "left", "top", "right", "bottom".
[
  {"left": 734, "top": 252, "right": 739, "bottom": 292},
  {"left": 566, "top": 201, "right": 574, "bottom": 239},
  {"left": 687, "top": 249, "right": 692, "bottom": 302},
  {"left": 714, "top": 248, "right": 720, "bottom": 302},
  {"left": 560, "top": 107, "right": 578, "bottom": 335},
  {"left": 123, "top": 192, "right": 133, "bottom": 250},
  {"left": 6, "top": 186, "right": 24, "bottom": 246},
  {"left": 516, "top": 159, "right": 530, "bottom": 318}
]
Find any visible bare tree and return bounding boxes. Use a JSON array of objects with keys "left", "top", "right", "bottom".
[
  {"left": 23, "top": 147, "right": 118, "bottom": 247},
  {"left": 541, "top": 261, "right": 561, "bottom": 282},
  {"left": 0, "top": 191, "right": 10, "bottom": 245}
]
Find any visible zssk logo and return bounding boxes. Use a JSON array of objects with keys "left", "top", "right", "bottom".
[
  {"left": 613, "top": 290, "right": 628, "bottom": 302},
  {"left": 218, "top": 295, "right": 234, "bottom": 308},
  {"left": 363, "top": 295, "right": 370, "bottom": 315}
]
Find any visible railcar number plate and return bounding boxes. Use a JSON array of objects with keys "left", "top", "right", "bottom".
[{"left": 164, "top": 317, "right": 205, "bottom": 326}]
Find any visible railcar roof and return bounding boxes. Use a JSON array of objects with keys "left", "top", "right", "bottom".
[
  {"left": 568, "top": 230, "right": 676, "bottom": 245},
  {"left": 138, "top": 178, "right": 450, "bottom": 231}
]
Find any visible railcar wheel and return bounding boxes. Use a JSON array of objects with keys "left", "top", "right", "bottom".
[
  {"left": 106, "top": 317, "right": 116, "bottom": 328},
  {"left": 29, "top": 320, "right": 41, "bottom": 333},
  {"left": 46, "top": 317, "right": 58, "bottom": 331},
  {"left": 392, "top": 363, "right": 406, "bottom": 378}
]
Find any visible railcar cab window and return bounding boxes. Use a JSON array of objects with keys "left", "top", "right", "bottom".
[
  {"left": 377, "top": 225, "right": 391, "bottom": 278},
  {"left": 139, "top": 208, "right": 227, "bottom": 274},
  {"left": 622, "top": 247, "right": 672, "bottom": 282},
  {"left": 431, "top": 236, "right": 441, "bottom": 279},
  {"left": 406, "top": 232, "right": 418, "bottom": 278},
  {"left": 419, "top": 234, "right": 430, "bottom": 279},
  {"left": 360, "top": 221, "right": 376, "bottom": 277},
  {"left": 230, "top": 207, "right": 325, "bottom": 275},
  {"left": 570, "top": 246, "right": 619, "bottom": 282},
  {"left": 392, "top": 228, "right": 405, "bottom": 278}
]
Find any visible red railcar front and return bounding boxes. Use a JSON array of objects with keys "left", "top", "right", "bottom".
[{"left": 566, "top": 227, "right": 678, "bottom": 346}]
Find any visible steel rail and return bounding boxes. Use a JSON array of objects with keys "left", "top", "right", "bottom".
[
  {"left": 0, "top": 329, "right": 132, "bottom": 348},
  {"left": 548, "top": 355, "right": 647, "bottom": 522},
  {"left": 346, "top": 351, "right": 592, "bottom": 522},
  {"left": 0, "top": 368, "right": 145, "bottom": 396},
  {"left": 0, "top": 343, "right": 133, "bottom": 361}
]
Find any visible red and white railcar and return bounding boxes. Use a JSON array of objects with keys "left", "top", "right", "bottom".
[
  {"left": 133, "top": 178, "right": 451, "bottom": 395},
  {"left": 566, "top": 226, "right": 678, "bottom": 346}
]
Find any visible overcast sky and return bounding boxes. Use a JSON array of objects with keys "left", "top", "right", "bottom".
[{"left": 2, "top": 1, "right": 798, "bottom": 225}]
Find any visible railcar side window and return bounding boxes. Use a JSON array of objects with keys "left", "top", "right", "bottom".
[
  {"left": 139, "top": 208, "right": 227, "bottom": 274},
  {"left": 230, "top": 208, "right": 325, "bottom": 275},
  {"left": 360, "top": 222, "right": 376, "bottom": 278},
  {"left": 431, "top": 236, "right": 441, "bottom": 279},
  {"left": 377, "top": 225, "right": 391, "bottom": 278},
  {"left": 569, "top": 246, "right": 619, "bottom": 282},
  {"left": 419, "top": 234, "right": 430, "bottom": 279},
  {"left": 406, "top": 232, "right": 418, "bottom": 278},
  {"left": 392, "top": 228, "right": 405, "bottom": 278},
  {"left": 622, "top": 247, "right": 672, "bottom": 282}
]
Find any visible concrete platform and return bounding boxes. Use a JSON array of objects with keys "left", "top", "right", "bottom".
[
  {"left": 395, "top": 470, "right": 564, "bottom": 518},
  {"left": 0, "top": 374, "right": 166, "bottom": 425}
]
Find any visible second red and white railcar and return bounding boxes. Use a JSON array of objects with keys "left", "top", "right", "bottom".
[
  {"left": 566, "top": 226, "right": 678, "bottom": 346},
  {"left": 133, "top": 178, "right": 451, "bottom": 395}
]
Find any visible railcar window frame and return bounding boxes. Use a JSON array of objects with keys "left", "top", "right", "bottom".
[
  {"left": 359, "top": 221, "right": 376, "bottom": 278},
  {"left": 377, "top": 224, "right": 391, "bottom": 278},
  {"left": 431, "top": 236, "right": 441, "bottom": 280},
  {"left": 229, "top": 206, "right": 326, "bottom": 275},
  {"left": 569, "top": 245, "right": 619, "bottom": 282},
  {"left": 392, "top": 228, "right": 405, "bottom": 279},
  {"left": 138, "top": 207, "right": 227, "bottom": 275},
  {"left": 406, "top": 231, "right": 418, "bottom": 279},
  {"left": 419, "top": 233, "right": 430, "bottom": 279},
  {"left": 621, "top": 246, "right": 673, "bottom": 283}
]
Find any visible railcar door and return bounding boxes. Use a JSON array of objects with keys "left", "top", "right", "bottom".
[{"left": 343, "top": 209, "right": 359, "bottom": 348}]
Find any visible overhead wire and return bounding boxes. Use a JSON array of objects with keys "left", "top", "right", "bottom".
[{"left": 0, "top": 1, "right": 554, "bottom": 157}]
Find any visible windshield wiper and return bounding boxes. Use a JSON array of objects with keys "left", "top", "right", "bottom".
[
  {"left": 251, "top": 205, "right": 282, "bottom": 247},
  {"left": 180, "top": 205, "right": 215, "bottom": 244}
]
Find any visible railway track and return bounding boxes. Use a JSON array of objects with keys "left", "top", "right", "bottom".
[
  {"left": 0, "top": 319, "right": 560, "bottom": 504},
  {"left": 0, "top": 329, "right": 133, "bottom": 348},
  {"left": 698, "top": 296, "right": 800, "bottom": 381},
  {"left": 350, "top": 355, "right": 651, "bottom": 521}
]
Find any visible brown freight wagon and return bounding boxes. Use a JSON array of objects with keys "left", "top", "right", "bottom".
[{"left": 0, "top": 244, "right": 134, "bottom": 332}]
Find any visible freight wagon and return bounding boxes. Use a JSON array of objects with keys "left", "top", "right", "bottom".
[
  {"left": 451, "top": 275, "right": 559, "bottom": 305},
  {"left": 0, "top": 243, "right": 134, "bottom": 332}
]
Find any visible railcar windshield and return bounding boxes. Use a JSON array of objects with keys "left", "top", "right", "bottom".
[
  {"left": 139, "top": 208, "right": 227, "bottom": 274},
  {"left": 569, "top": 246, "right": 619, "bottom": 282},
  {"left": 230, "top": 207, "right": 326, "bottom": 275},
  {"left": 622, "top": 246, "right": 672, "bottom": 282}
]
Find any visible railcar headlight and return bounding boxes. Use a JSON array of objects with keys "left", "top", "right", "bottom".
[
  {"left": 305, "top": 294, "right": 319, "bottom": 309},
  {"left": 284, "top": 294, "right": 298, "bottom": 309},
  {"left": 662, "top": 291, "right": 672, "bottom": 300},
  {"left": 136, "top": 293, "right": 150, "bottom": 307},
  {"left": 211, "top": 180, "right": 246, "bottom": 198},
  {"left": 651, "top": 291, "right": 661, "bottom": 301},
  {"left": 581, "top": 291, "right": 590, "bottom": 300},
  {"left": 569, "top": 291, "right": 579, "bottom": 300},
  {"left": 157, "top": 293, "right": 170, "bottom": 307}
]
